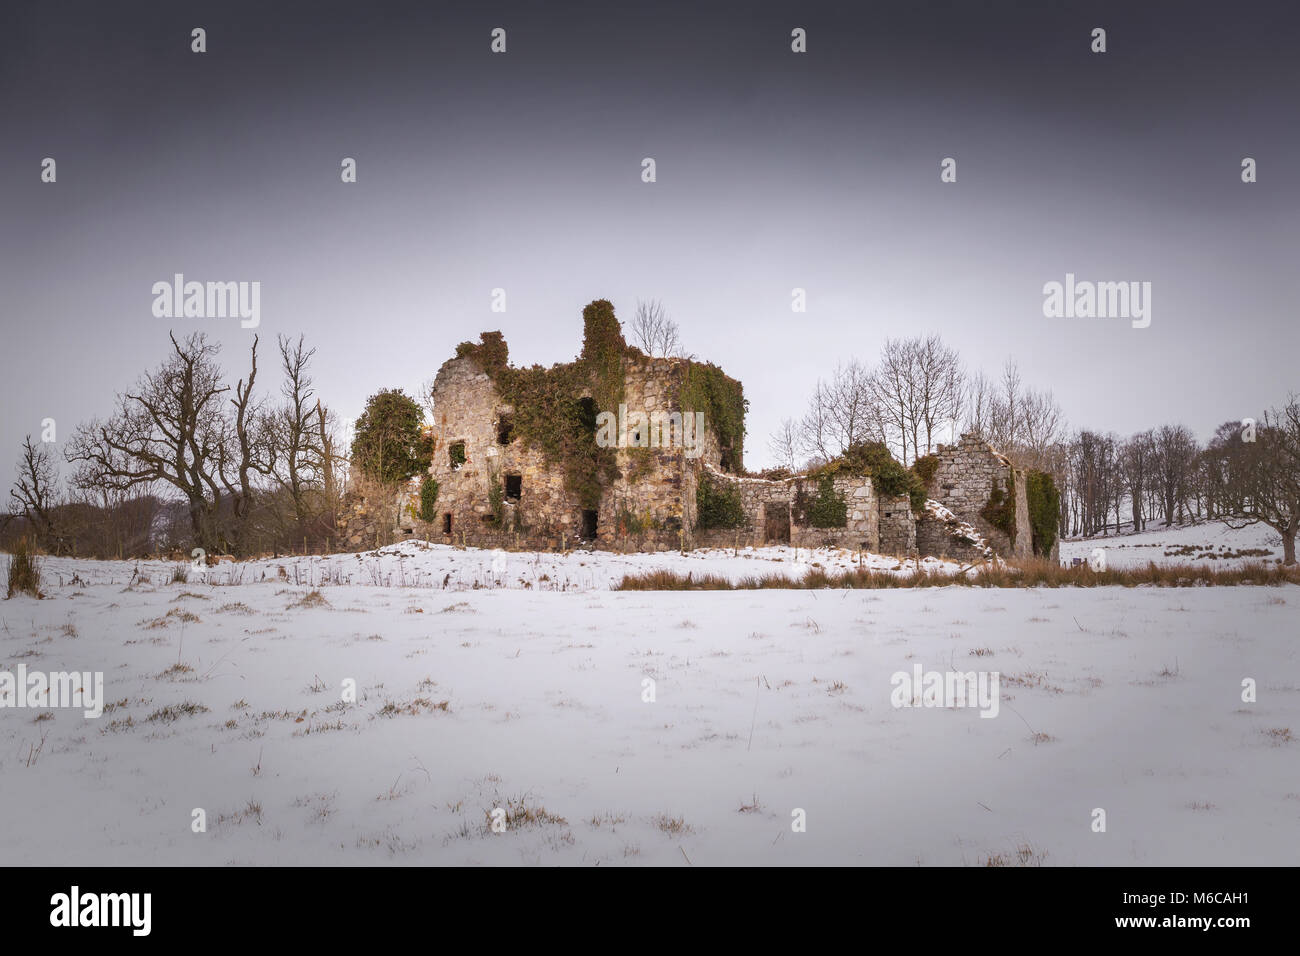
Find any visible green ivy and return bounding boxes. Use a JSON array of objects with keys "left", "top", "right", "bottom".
[
  {"left": 454, "top": 304, "right": 626, "bottom": 510},
  {"left": 677, "top": 361, "right": 747, "bottom": 472},
  {"left": 454, "top": 330, "right": 508, "bottom": 377},
  {"left": 980, "top": 473, "right": 1017, "bottom": 540},
  {"left": 1025, "top": 470, "right": 1060, "bottom": 556},
  {"left": 350, "top": 389, "right": 430, "bottom": 484},
  {"left": 617, "top": 504, "right": 658, "bottom": 537},
  {"left": 418, "top": 476, "right": 439, "bottom": 522},
  {"left": 813, "top": 442, "right": 927, "bottom": 513},
  {"left": 696, "top": 473, "right": 747, "bottom": 530},
  {"left": 807, "top": 475, "right": 848, "bottom": 528},
  {"left": 911, "top": 454, "right": 940, "bottom": 488},
  {"left": 486, "top": 477, "right": 504, "bottom": 527},
  {"left": 455, "top": 303, "right": 750, "bottom": 512}
]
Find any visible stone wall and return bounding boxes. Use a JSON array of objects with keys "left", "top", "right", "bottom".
[
  {"left": 406, "top": 353, "right": 729, "bottom": 553},
  {"left": 877, "top": 494, "right": 916, "bottom": 556},
  {"left": 692, "top": 470, "right": 880, "bottom": 551},
  {"left": 339, "top": 353, "right": 1040, "bottom": 563},
  {"left": 929, "top": 433, "right": 1032, "bottom": 559},
  {"left": 420, "top": 356, "right": 574, "bottom": 549},
  {"left": 591, "top": 355, "right": 718, "bottom": 551},
  {"left": 915, "top": 512, "right": 991, "bottom": 563},
  {"left": 337, "top": 482, "right": 407, "bottom": 551}
]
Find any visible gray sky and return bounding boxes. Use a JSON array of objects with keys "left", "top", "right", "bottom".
[{"left": 2, "top": 0, "right": 1297, "bottom": 481}]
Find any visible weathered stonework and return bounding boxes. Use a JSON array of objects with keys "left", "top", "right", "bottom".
[
  {"left": 928, "top": 433, "right": 1033, "bottom": 560},
  {"left": 877, "top": 494, "right": 917, "bottom": 556},
  {"left": 339, "top": 331, "right": 1037, "bottom": 563},
  {"left": 692, "top": 471, "right": 879, "bottom": 551}
]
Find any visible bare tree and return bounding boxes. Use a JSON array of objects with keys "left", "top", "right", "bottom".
[
  {"left": 867, "top": 336, "right": 964, "bottom": 464},
  {"left": 629, "top": 298, "right": 681, "bottom": 358},
  {"left": 910, "top": 335, "right": 964, "bottom": 459},
  {"left": 1205, "top": 399, "right": 1300, "bottom": 565},
  {"left": 267, "top": 334, "right": 328, "bottom": 537},
  {"left": 217, "top": 335, "right": 272, "bottom": 553},
  {"left": 1018, "top": 388, "right": 1065, "bottom": 465},
  {"left": 997, "top": 359, "right": 1023, "bottom": 451},
  {"left": 961, "top": 358, "right": 1063, "bottom": 472},
  {"left": 317, "top": 400, "right": 345, "bottom": 523},
  {"left": 1066, "top": 430, "right": 1121, "bottom": 536},
  {"left": 797, "top": 360, "right": 884, "bottom": 463},
  {"left": 796, "top": 379, "right": 837, "bottom": 465},
  {"left": 962, "top": 370, "right": 996, "bottom": 440},
  {"left": 767, "top": 417, "right": 799, "bottom": 472},
  {"left": 1152, "top": 424, "right": 1199, "bottom": 526},
  {"left": 9, "top": 436, "right": 61, "bottom": 550},
  {"left": 870, "top": 339, "right": 915, "bottom": 463},
  {"left": 1119, "top": 431, "right": 1155, "bottom": 532},
  {"left": 65, "top": 332, "right": 262, "bottom": 554}
]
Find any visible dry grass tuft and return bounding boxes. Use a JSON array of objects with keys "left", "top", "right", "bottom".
[{"left": 614, "top": 559, "right": 1300, "bottom": 591}]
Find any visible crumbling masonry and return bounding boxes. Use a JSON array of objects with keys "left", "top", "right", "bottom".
[{"left": 339, "top": 321, "right": 1053, "bottom": 562}]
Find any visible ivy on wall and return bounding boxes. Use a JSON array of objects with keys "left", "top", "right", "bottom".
[
  {"left": 454, "top": 301, "right": 749, "bottom": 513},
  {"left": 417, "top": 476, "right": 439, "bottom": 522},
  {"left": 911, "top": 454, "right": 940, "bottom": 488},
  {"left": 809, "top": 442, "right": 927, "bottom": 513},
  {"left": 454, "top": 301, "right": 627, "bottom": 510},
  {"left": 1025, "top": 469, "right": 1060, "bottom": 556},
  {"left": 695, "top": 472, "right": 747, "bottom": 530},
  {"left": 676, "top": 361, "right": 746, "bottom": 472},
  {"left": 980, "top": 473, "right": 1017, "bottom": 541},
  {"left": 807, "top": 475, "right": 848, "bottom": 528}
]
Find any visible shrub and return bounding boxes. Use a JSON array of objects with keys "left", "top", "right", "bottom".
[
  {"left": 696, "top": 473, "right": 747, "bottom": 530},
  {"left": 350, "top": 389, "right": 430, "bottom": 483},
  {"left": 486, "top": 478, "right": 504, "bottom": 527},
  {"left": 1025, "top": 470, "right": 1060, "bottom": 556},
  {"left": 5, "top": 538, "right": 42, "bottom": 599},
  {"left": 807, "top": 475, "right": 848, "bottom": 528},
  {"left": 911, "top": 454, "right": 940, "bottom": 487},
  {"left": 980, "top": 474, "right": 1017, "bottom": 540},
  {"left": 454, "top": 330, "right": 509, "bottom": 376},
  {"left": 840, "top": 442, "right": 927, "bottom": 513},
  {"left": 417, "top": 476, "right": 439, "bottom": 522}
]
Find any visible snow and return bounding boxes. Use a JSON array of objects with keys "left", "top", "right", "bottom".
[
  {"left": 922, "top": 499, "right": 995, "bottom": 561},
  {"left": 1060, "top": 521, "right": 1288, "bottom": 569},
  {"left": 2, "top": 522, "right": 1296, "bottom": 866},
  {"left": 33, "top": 540, "right": 965, "bottom": 593}
]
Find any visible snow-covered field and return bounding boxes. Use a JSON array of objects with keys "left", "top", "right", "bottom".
[
  {"left": 1060, "top": 521, "right": 1286, "bottom": 569},
  {"left": 2, "top": 527, "right": 1296, "bottom": 866},
  {"left": 33, "top": 540, "right": 964, "bottom": 593}
]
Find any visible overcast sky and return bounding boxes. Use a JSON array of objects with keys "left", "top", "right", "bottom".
[{"left": 2, "top": 0, "right": 1297, "bottom": 480}]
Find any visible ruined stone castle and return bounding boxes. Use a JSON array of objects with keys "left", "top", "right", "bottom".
[{"left": 339, "top": 306, "right": 1054, "bottom": 563}]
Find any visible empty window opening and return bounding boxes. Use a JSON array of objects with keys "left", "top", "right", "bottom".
[
  {"left": 449, "top": 442, "right": 466, "bottom": 469},
  {"left": 580, "top": 509, "right": 598, "bottom": 540},
  {"left": 504, "top": 474, "right": 522, "bottom": 501},
  {"left": 497, "top": 415, "right": 514, "bottom": 445},
  {"left": 442, "top": 513, "right": 452, "bottom": 535},
  {"left": 764, "top": 503, "right": 791, "bottom": 544}
]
